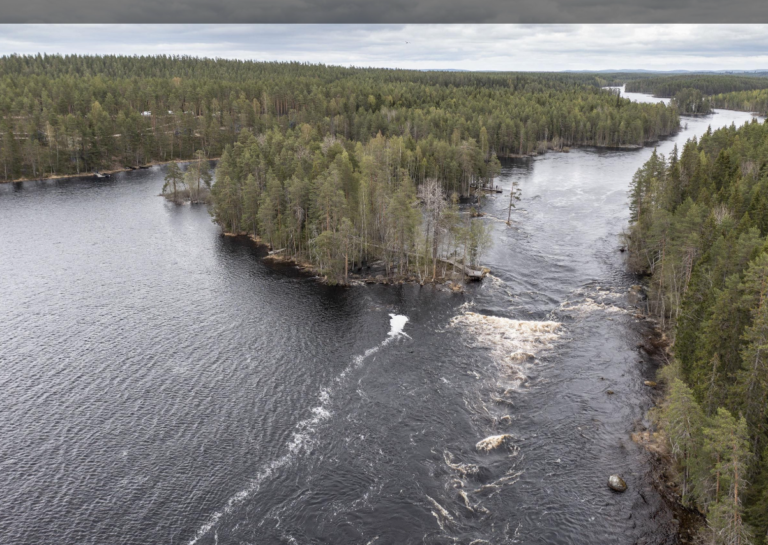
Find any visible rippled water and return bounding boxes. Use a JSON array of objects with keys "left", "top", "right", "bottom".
[{"left": 0, "top": 92, "right": 760, "bottom": 545}]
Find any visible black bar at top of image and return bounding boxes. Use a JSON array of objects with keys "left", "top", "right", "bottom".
[{"left": 1, "top": 0, "right": 767, "bottom": 24}]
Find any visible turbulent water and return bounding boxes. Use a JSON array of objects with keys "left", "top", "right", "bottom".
[{"left": 0, "top": 90, "right": 761, "bottom": 545}]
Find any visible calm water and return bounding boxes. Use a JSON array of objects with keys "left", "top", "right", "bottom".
[{"left": 0, "top": 92, "right": 760, "bottom": 545}]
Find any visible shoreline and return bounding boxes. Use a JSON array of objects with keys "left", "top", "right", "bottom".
[
  {"left": 628, "top": 286, "right": 707, "bottom": 543},
  {"left": 497, "top": 139, "right": 673, "bottom": 159},
  {"left": 224, "top": 232, "right": 480, "bottom": 290},
  {"left": 0, "top": 157, "right": 220, "bottom": 185},
  {"left": 1, "top": 138, "right": 681, "bottom": 184}
]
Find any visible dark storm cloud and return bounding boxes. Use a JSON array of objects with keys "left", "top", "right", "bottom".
[{"left": 0, "top": 0, "right": 766, "bottom": 24}]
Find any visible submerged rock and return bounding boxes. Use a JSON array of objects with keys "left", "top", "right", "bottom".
[
  {"left": 608, "top": 474, "right": 628, "bottom": 492},
  {"left": 472, "top": 465, "right": 494, "bottom": 483},
  {"left": 476, "top": 434, "right": 512, "bottom": 452}
]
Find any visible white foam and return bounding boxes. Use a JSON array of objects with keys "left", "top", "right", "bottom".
[
  {"left": 559, "top": 298, "right": 629, "bottom": 315},
  {"left": 444, "top": 450, "right": 480, "bottom": 477},
  {"left": 476, "top": 434, "right": 513, "bottom": 452},
  {"left": 450, "top": 312, "right": 561, "bottom": 388},
  {"left": 388, "top": 314, "right": 410, "bottom": 339},
  {"left": 426, "top": 495, "right": 455, "bottom": 523}
]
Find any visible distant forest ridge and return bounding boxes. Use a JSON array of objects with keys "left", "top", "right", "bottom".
[{"left": 0, "top": 54, "right": 679, "bottom": 181}]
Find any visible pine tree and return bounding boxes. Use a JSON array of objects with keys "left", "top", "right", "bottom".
[
  {"left": 736, "top": 253, "right": 768, "bottom": 449},
  {"left": 162, "top": 161, "right": 184, "bottom": 203},
  {"left": 664, "top": 378, "right": 706, "bottom": 504},
  {"left": 703, "top": 409, "right": 754, "bottom": 545}
]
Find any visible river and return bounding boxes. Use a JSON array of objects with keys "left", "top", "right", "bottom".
[{"left": 0, "top": 89, "right": 760, "bottom": 545}]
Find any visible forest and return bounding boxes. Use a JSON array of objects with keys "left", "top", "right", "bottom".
[
  {"left": 0, "top": 54, "right": 680, "bottom": 182},
  {"left": 210, "top": 129, "right": 501, "bottom": 284},
  {"left": 625, "top": 75, "right": 768, "bottom": 98},
  {"left": 623, "top": 74, "right": 768, "bottom": 117},
  {"left": 627, "top": 118, "right": 768, "bottom": 543},
  {"left": 672, "top": 88, "right": 713, "bottom": 116},
  {"left": 712, "top": 90, "right": 768, "bottom": 116}
]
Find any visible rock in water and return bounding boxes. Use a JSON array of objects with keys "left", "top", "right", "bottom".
[{"left": 608, "top": 474, "right": 627, "bottom": 492}]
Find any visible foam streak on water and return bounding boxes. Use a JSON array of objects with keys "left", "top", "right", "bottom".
[{"left": 188, "top": 314, "right": 409, "bottom": 544}]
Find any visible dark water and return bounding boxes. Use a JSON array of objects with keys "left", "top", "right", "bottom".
[{"left": 0, "top": 93, "right": 760, "bottom": 545}]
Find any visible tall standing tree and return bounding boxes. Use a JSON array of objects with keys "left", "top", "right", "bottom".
[
  {"left": 703, "top": 409, "right": 755, "bottom": 545},
  {"left": 418, "top": 177, "right": 447, "bottom": 281},
  {"left": 162, "top": 162, "right": 185, "bottom": 203}
]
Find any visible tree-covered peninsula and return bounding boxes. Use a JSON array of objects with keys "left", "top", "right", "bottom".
[
  {"left": 622, "top": 74, "right": 768, "bottom": 116},
  {"left": 0, "top": 54, "right": 679, "bottom": 182},
  {"left": 210, "top": 129, "right": 499, "bottom": 285},
  {"left": 627, "top": 118, "right": 768, "bottom": 543},
  {"left": 625, "top": 75, "right": 768, "bottom": 98},
  {"left": 712, "top": 90, "right": 768, "bottom": 117}
]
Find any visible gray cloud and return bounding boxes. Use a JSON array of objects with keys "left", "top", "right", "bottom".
[{"left": 1, "top": 24, "right": 767, "bottom": 71}]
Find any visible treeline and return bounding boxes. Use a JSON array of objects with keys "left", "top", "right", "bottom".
[
  {"left": 0, "top": 54, "right": 680, "bottom": 181},
  {"left": 626, "top": 75, "right": 768, "bottom": 98},
  {"left": 712, "top": 90, "right": 768, "bottom": 116},
  {"left": 210, "top": 129, "right": 497, "bottom": 284},
  {"left": 626, "top": 119, "right": 768, "bottom": 543}
]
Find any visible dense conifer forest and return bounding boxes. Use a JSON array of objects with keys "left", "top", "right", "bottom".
[
  {"left": 625, "top": 75, "right": 768, "bottom": 98},
  {"left": 0, "top": 54, "right": 680, "bottom": 182},
  {"left": 672, "top": 88, "right": 713, "bottom": 116},
  {"left": 0, "top": 54, "right": 682, "bottom": 284},
  {"left": 712, "top": 90, "right": 768, "bottom": 116},
  {"left": 210, "top": 128, "right": 499, "bottom": 284},
  {"left": 627, "top": 118, "right": 768, "bottom": 543},
  {"left": 620, "top": 74, "right": 768, "bottom": 116}
]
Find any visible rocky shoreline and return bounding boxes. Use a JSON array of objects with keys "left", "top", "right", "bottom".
[
  {"left": 226, "top": 232, "right": 487, "bottom": 290},
  {"left": 628, "top": 284, "right": 707, "bottom": 543}
]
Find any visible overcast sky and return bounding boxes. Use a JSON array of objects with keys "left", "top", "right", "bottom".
[{"left": 1, "top": 25, "right": 768, "bottom": 72}]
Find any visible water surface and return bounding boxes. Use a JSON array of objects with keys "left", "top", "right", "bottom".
[{"left": 0, "top": 93, "right": 759, "bottom": 544}]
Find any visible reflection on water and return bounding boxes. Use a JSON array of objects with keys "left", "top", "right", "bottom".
[{"left": 0, "top": 95, "right": 760, "bottom": 544}]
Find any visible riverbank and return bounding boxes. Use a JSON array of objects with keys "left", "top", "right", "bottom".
[
  {"left": 628, "top": 284, "right": 707, "bottom": 543},
  {"left": 497, "top": 140, "right": 658, "bottom": 159},
  {"left": 0, "top": 157, "right": 220, "bottom": 184},
  {"left": 224, "top": 231, "right": 484, "bottom": 290},
  {"left": 4, "top": 137, "right": 673, "bottom": 185}
]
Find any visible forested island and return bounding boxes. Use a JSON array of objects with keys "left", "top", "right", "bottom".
[
  {"left": 628, "top": 119, "right": 768, "bottom": 543},
  {"left": 671, "top": 88, "right": 713, "bottom": 116}
]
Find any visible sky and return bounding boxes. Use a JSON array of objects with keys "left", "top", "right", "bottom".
[{"left": 1, "top": 25, "right": 768, "bottom": 72}]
